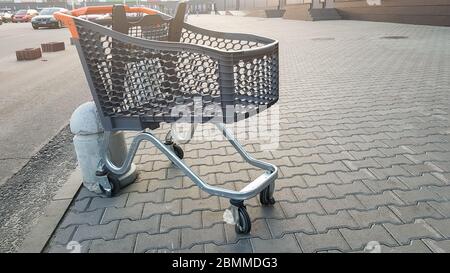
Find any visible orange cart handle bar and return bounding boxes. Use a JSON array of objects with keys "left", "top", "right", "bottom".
[{"left": 54, "top": 5, "right": 163, "bottom": 39}]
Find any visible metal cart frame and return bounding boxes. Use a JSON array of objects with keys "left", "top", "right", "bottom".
[{"left": 55, "top": 2, "right": 279, "bottom": 234}]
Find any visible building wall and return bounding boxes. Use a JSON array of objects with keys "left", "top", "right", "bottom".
[{"left": 335, "top": 0, "right": 450, "bottom": 26}]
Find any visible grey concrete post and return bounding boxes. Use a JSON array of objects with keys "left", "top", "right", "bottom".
[
  {"left": 70, "top": 102, "right": 137, "bottom": 192},
  {"left": 311, "top": 0, "right": 322, "bottom": 9}
]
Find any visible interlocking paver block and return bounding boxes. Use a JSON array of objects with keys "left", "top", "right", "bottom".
[
  {"left": 182, "top": 196, "right": 221, "bottom": 214},
  {"left": 422, "top": 239, "right": 450, "bottom": 253},
  {"left": 292, "top": 184, "right": 334, "bottom": 202},
  {"left": 389, "top": 203, "right": 442, "bottom": 223},
  {"left": 225, "top": 219, "right": 272, "bottom": 244},
  {"left": 319, "top": 195, "right": 365, "bottom": 214},
  {"left": 428, "top": 201, "right": 450, "bottom": 217},
  {"left": 116, "top": 216, "right": 160, "bottom": 239},
  {"left": 60, "top": 209, "right": 103, "bottom": 228},
  {"left": 296, "top": 230, "right": 350, "bottom": 253},
  {"left": 328, "top": 181, "right": 372, "bottom": 197},
  {"left": 135, "top": 229, "right": 181, "bottom": 253},
  {"left": 101, "top": 203, "right": 144, "bottom": 224},
  {"left": 252, "top": 234, "right": 301, "bottom": 253},
  {"left": 126, "top": 189, "right": 164, "bottom": 206},
  {"left": 88, "top": 194, "right": 128, "bottom": 210},
  {"left": 204, "top": 239, "right": 253, "bottom": 253},
  {"left": 89, "top": 235, "right": 136, "bottom": 253},
  {"left": 142, "top": 199, "right": 182, "bottom": 218},
  {"left": 73, "top": 221, "right": 119, "bottom": 242},
  {"left": 362, "top": 177, "right": 408, "bottom": 193},
  {"left": 348, "top": 206, "right": 401, "bottom": 227},
  {"left": 393, "top": 188, "right": 443, "bottom": 204},
  {"left": 383, "top": 220, "right": 443, "bottom": 244},
  {"left": 181, "top": 224, "right": 226, "bottom": 248},
  {"left": 161, "top": 211, "right": 202, "bottom": 232},
  {"left": 425, "top": 218, "right": 450, "bottom": 238},
  {"left": 340, "top": 225, "right": 397, "bottom": 251},
  {"left": 280, "top": 199, "right": 325, "bottom": 218},
  {"left": 356, "top": 191, "right": 404, "bottom": 209},
  {"left": 308, "top": 211, "right": 359, "bottom": 233}
]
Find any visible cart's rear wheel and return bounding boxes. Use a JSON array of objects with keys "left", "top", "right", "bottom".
[
  {"left": 260, "top": 183, "right": 275, "bottom": 206},
  {"left": 235, "top": 206, "right": 251, "bottom": 234}
]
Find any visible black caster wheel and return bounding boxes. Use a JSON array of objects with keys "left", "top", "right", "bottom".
[
  {"left": 260, "top": 184, "right": 275, "bottom": 206},
  {"left": 235, "top": 206, "right": 252, "bottom": 234},
  {"left": 172, "top": 143, "right": 184, "bottom": 160},
  {"left": 99, "top": 174, "right": 120, "bottom": 197}
]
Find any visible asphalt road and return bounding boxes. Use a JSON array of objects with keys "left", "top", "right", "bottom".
[{"left": 0, "top": 22, "right": 91, "bottom": 185}]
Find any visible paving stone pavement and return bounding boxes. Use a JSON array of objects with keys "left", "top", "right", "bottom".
[{"left": 44, "top": 16, "right": 450, "bottom": 253}]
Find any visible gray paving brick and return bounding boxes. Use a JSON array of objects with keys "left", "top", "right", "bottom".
[
  {"left": 383, "top": 220, "right": 443, "bottom": 244},
  {"left": 340, "top": 225, "right": 397, "bottom": 250},
  {"left": 116, "top": 216, "right": 160, "bottom": 238},
  {"left": 47, "top": 240, "right": 91, "bottom": 253},
  {"left": 275, "top": 176, "right": 308, "bottom": 189},
  {"left": 73, "top": 221, "right": 119, "bottom": 242},
  {"left": 356, "top": 191, "right": 404, "bottom": 209},
  {"left": 311, "top": 161, "right": 349, "bottom": 175},
  {"left": 327, "top": 181, "right": 372, "bottom": 197},
  {"left": 89, "top": 235, "right": 136, "bottom": 253},
  {"left": 135, "top": 229, "right": 181, "bottom": 252},
  {"left": 60, "top": 209, "right": 104, "bottom": 228},
  {"left": 380, "top": 240, "right": 432, "bottom": 253},
  {"left": 368, "top": 166, "right": 411, "bottom": 180},
  {"left": 373, "top": 155, "right": 413, "bottom": 168},
  {"left": 69, "top": 198, "right": 91, "bottom": 212},
  {"left": 296, "top": 230, "right": 350, "bottom": 253},
  {"left": 280, "top": 199, "right": 325, "bottom": 217},
  {"left": 319, "top": 195, "right": 365, "bottom": 214},
  {"left": 389, "top": 203, "right": 442, "bottom": 223},
  {"left": 181, "top": 224, "right": 226, "bottom": 248},
  {"left": 303, "top": 173, "right": 342, "bottom": 187},
  {"left": 164, "top": 186, "right": 201, "bottom": 202},
  {"left": 393, "top": 188, "right": 443, "bottom": 204},
  {"left": 225, "top": 219, "right": 272, "bottom": 244},
  {"left": 252, "top": 234, "right": 301, "bottom": 253},
  {"left": 422, "top": 239, "right": 450, "bottom": 253},
  {"left": 126, "top": 189, "right": 164, "bottom": 206},
  {"left": 246, "top": 202, "right": 285, "bottom": 220},
  {"left": 101, "top": 203, "right": 144, "bottom": 224},
  {"left": 292, "top": 184, "right": 334, "bottom": 202},
  {"left": 202, "top": 210, "right": 226, "bottom": 228},
  {"left": 348, "top": 207, "right": 401, "bottom": 227},
  {"left": 160, "top": 211, "right": 202, "bottom": 232},
  {"left": 336, "top": 169, "right": 376, "bottom": 183},
  {"left": 362, "top": 177, "right": 408, "bottom": 193},
  {"left": 198, "top": 163, "right": 231, "bottom": 176},
  {"left": 88, "top": 194, "right": 128, "bottom": 211},
  {"left": 343, "top": 158, "right": 382, "bottom": 171},
  {"left": 308, "top": 211, "right": 359, "bottom": 233},
  {"left": 428, "top": 201, "right": 450, "bottom": 217},
  {"left": 142, "top": 199, "right": 182, "bottom": 218},
  {"left": 425, "top": 218, "right": 450, "bottom": 238},
  {"left": 182, "top": 196, "right": 221, "bottom": 214},
  {"left": 50, "top": 226, "right": 77, "bottom": 245},
  {"left": 205, "top": 239, "right": 253, "bottom": 253},
  {"left": 280, "top": 165, "right": 316, "bottom": 177}
]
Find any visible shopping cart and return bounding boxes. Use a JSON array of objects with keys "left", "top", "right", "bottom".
[{"left": 55, "top": 2, "right": 279, "bottom": 234}]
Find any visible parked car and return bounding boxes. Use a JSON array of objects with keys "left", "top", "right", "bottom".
[
  {"left": 31, "top": 7, "right": 68, "bottom": 29},
  {"left": 12, "top": 9, "right": 38, "bottom": 23},
  {"left": 0, "top": 9, "right": 13, "bottom": 23}
]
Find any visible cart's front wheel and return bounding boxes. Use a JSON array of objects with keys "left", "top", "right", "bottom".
[
  {"left": 99, "top": 174, "right": 120, "bottom": 197},
  {"left": 235, "top": 206, "right": 251, "bottom": 234},
  {"left": 172, "top": 143, "right": 184, "bottom": 160},
  {"left": 260, "top": 183, "right": 276, "bottom": 205}
]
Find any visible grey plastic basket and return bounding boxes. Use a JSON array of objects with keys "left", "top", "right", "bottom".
[{"left": 72, "top": 9, "right": 279, "bottom": 131}]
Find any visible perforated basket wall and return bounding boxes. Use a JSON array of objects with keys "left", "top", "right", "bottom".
[{"left": 74, "top": 19, "right": 278, "bottom": 130}]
